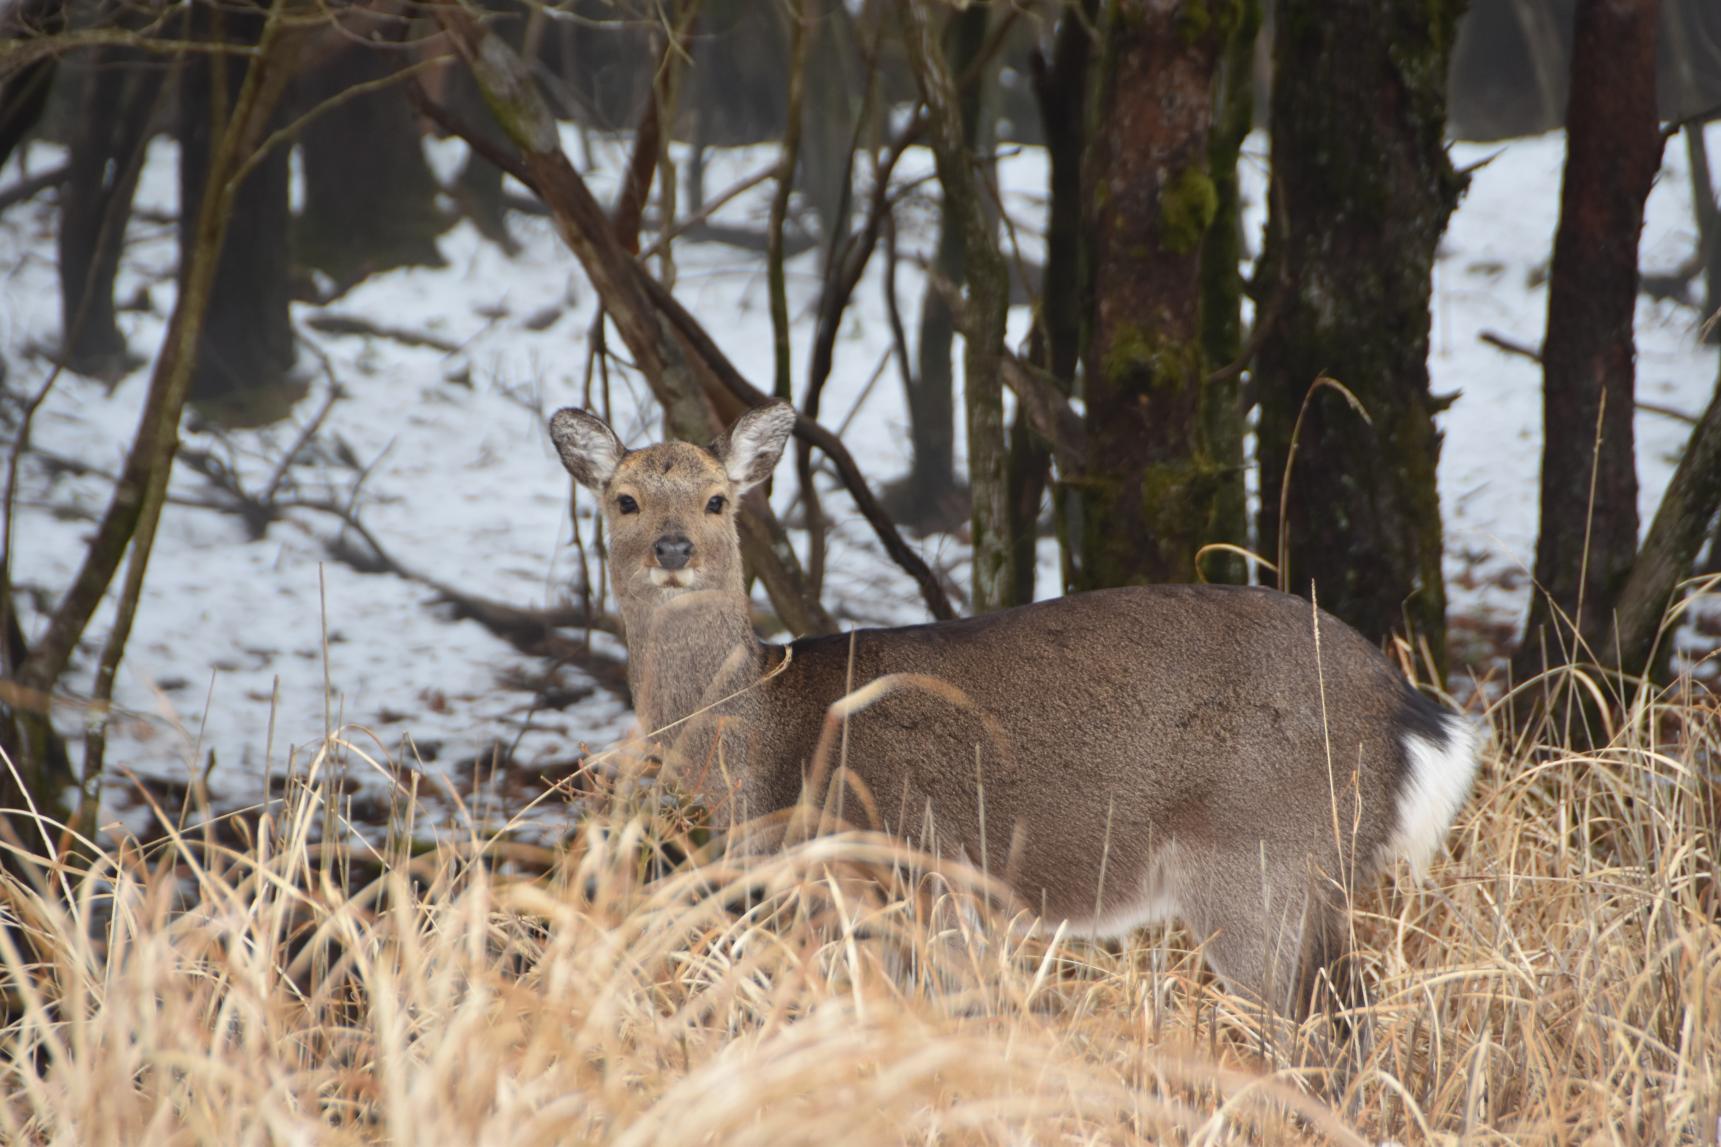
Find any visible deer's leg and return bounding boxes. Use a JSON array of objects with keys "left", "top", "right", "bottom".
[{"left": 1179, "top": 850, "right": 1325, "bottom": 1018}]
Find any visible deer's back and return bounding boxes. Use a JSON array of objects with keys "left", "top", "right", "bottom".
[{"left": 738, "top": 584, "right": 1435, "bottom": 923}]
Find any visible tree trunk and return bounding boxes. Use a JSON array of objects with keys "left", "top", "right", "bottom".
[
  {"left": 1511, "top": 0, "right": 1661, "bottom": 684},
  {"left": 295, "top": 39, "right": 447, "bottom": 293},
  {"left": 58, "top": 48, "right": 164, "bottom": 379},
  {"left": 1013, "top": 2, "right": 1096, "bottom": 603},
  {"left": 1255, "top": 0, "right": 1464, "bottom": 667},
  {"left": 798, "top": 0, "right": 859, "bottom": 251},
  {"left": 1075, "top": 0, "right": 1232, "bottom": 590},
  {"left": 899, "top": 0, "right": 1013, "bottom": 611},
  {"left": 1668, "top": 1, "right": 1719, "bottom": 344},
  {"left": 897, "top": 4, "right": 989, "bottom": 533},
  {"left": 1687, "top": 124, "right": 1720, "bottom": 345},
  {"left": 1197, "top": 0, "right": 1260, "bottom": 586},
  {"left": 0, "top": 0, "right": 62, "bottom": 170},
  {"left": 180, "top": 0, "right": 298, "bottom": 420},
  {"left": 1611, "top": 357, "right": 1721, "bottom": 677},
  {"left": 446, "top": 1, "right": 530, "bottom": 251}
]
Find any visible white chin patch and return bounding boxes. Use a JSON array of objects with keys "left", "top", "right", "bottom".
[{"left": 648, "top": 568, "right": 696, "bottom": 590}]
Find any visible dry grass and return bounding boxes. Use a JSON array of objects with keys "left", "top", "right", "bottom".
[{"left": 1, "top": 679, "right": 1718, "bottom": 1145}]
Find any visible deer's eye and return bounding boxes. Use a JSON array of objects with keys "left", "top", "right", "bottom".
[
  {"left": 616, "top": 494, "right": 639, "bottom": 515},
  {"left": 706, "top": 495, "right": 726, "bottom": 515}
]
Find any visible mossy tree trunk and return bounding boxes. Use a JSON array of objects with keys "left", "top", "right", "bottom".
[
  {"left": 1075, "top": 0, "right": 1232, "bottom": 591},
  {"left": 899, "top": 0, "right": 1013, "bottom": 611},
  {"left": 295, "top": 39, "right": 447, "bottom": 294},
  {"left": 446, "top": 0, "right": 530, "bottom": 251},
  {"left": 899, "top": 3, "right": 989, "bottom": 532},
  {"left": 1254, "top": 0, "right": 1464, "bottom": 667},
  {"left": 180, "top": 0, "right": 297, "bottom": 418},
  {"left": 1196, "top": 0, "right": 1258, "bottom": 586},
  {"left": 1511, "top": 0, "right": 1661, "bottom": 684},
  {"left": 58, "top": 46, "right": 163, "bottom": 378}
]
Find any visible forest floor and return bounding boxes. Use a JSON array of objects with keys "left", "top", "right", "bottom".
[{"left": 1, "top": 125, "right": 1719, "bottom": 836}]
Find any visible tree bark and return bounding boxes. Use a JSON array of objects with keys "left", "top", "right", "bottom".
[
  {"left": 58, "top": 48, "right": 163, "bottom": 378},
  {"left": 898, "top": 3, "right": 990, "bottom": 532},
  {"left": 1196, "top": 0, "right": 1259, "bottom": 586},
  {"left": 1255, "top": 0, "right": 1464, "bottom": 667},
  {"left": 899, "top": 0, "right": 1013, "bottom": 611},
  {"left": 295, "top": 38, "right": 447, "bottom": 293},
  {"left": 0, "top": 0, "right": 62, "bottom": 170},
  {"left": 797, "top": 0, "right": 859, "bottom": 250},
  {"left": 1512, "top": 0, "right": 1662, "bottom": 683},
  {"left": 1075, "top": 0, "right": 1231, "bottom": 591},
  {"left": 444, "top": 0, "right": 530, "bottom": 251},
  {"left": 1012, "top": 2, "right": 1096, "bottom": 603},
  {"left": 1611, "top": 358, "right": 1721, "bottom": 677},
  {"left": 180, "top": 0, "right": 298, "bottom": 418}
]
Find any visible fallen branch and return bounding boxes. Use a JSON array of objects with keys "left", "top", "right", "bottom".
[
  {"left": 306, "top": 312, "right": 460, "bottom": 354},
  {"left": 1479, "top": 328, "right": 1542, "bottom": 362},
  {"left": 299, "top": 495, "right": 623, "bottom": 672}
]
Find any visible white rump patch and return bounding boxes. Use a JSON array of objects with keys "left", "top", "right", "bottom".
[{"left": 1389, "top": 714, "right": 1484, "bottom": 874}]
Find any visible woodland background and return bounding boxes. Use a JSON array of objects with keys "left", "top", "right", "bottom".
[
  {"left": 0, "top": 2, "right": 1719, "bottom": 1142},
  {"left": 0, "top": 0, "right": 1718, "bottom": 838}
]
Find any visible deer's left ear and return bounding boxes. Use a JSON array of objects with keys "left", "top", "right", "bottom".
[{"left": 717, "top": 402, "right": 796, "bottom": 493}]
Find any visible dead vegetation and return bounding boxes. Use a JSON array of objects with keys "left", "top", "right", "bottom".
[{"left": 0, "top": 665, "right": 1717, "bottom": 1144}]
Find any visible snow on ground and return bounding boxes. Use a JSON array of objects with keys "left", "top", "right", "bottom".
[{"left": 1, "top": 124, "right": 1717, "bottom": 833}]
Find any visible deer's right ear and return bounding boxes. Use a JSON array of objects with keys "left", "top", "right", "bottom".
[{"left": 549, "top": 408, "right": 626, "bottom": 491}]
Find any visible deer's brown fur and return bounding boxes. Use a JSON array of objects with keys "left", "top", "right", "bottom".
[{"left": 549, "top": 402, "right": 1481, "bottom": 1018}]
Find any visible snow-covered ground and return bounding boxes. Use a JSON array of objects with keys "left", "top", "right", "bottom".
[{"left": 2, "top": 124, "right": 1717, "bottom": 832}]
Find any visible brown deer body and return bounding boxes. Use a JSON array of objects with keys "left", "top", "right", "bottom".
[{"left": 550, "top": 403, "right": 1481, "bottom": 1017}]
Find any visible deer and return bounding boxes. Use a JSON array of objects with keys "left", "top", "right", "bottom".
[{"left": 548, "top": 401, "right": 1482, "bottom": 1019}]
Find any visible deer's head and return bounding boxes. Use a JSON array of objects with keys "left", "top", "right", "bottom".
[{"left": 549, "top": 403, "right": 796, "bottom": 609}]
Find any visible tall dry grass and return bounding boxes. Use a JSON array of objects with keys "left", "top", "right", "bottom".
[{"left": 1, "top": 673, "right": 1717, "bottom": 1145}]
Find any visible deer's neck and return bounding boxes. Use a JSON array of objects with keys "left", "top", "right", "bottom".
[{"left": 620, "top": 589, "right": 766, "bottom": 735}]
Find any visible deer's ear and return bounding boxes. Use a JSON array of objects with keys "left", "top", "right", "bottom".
[
  {"left": 717, "top": 402, "right": 796, "bottom": 493},
  {"left": 549, "top": 408, "right": 626, "bottom": 491}
]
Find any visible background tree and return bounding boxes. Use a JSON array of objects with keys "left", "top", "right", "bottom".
[
  {"left": 58, "top": 47, "right": 164, "bottom": 377},
  {"left": 1074, "top": 0, "right": 1234, "bottom": 590},
  {"left": 898, "top": 0, "right": 1012, "bottom": 609},
  {"left": 1197, "top": 0, "right": 1260, "bottom": 587},
  {"left": 180, "top": 0, "right": 298, "bottom": 418},
  {"left": 1010, "top": 0, "right": 1094, "bottom": 603},
  {"left": 0, "top": 0, "right": 63, "bottom": 169},
  {"left": 442, "top": 0, "right": 532, "bottom": 251},
  {"left": 1512, "top": 0, "right": 1662, "bottom": 688},
  {"left": 1254, "top": 0, "right": 1464, "bottom": 670},
  {"left": 893, "top": 2, "right": 991, "bottom": 534},
  {"left": 294, "top": 36, "right": 447, "bottom": 294}
]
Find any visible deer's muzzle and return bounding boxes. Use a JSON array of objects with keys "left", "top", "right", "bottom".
[{"left": 653, "top": 534, "right": 694, "bottom": 570}]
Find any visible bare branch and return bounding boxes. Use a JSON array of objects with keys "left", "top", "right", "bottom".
[{"left": 434, "top": 4, "right": 834, "bottom": 636}]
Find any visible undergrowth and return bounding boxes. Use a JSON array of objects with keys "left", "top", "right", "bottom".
[{"left": 0, "top": 671, "right": 1717, "bottom": 1145}]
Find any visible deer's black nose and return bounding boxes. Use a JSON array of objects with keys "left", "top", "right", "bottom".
[{"left": 654, "top": 534, "right": 693, "bottom": 570}]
